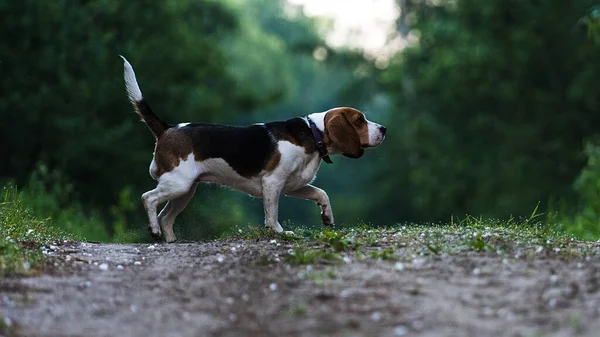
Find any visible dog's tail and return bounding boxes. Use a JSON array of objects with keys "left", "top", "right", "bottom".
[{"left": 120, "top": 56, "right": 169, "bottom": 139}]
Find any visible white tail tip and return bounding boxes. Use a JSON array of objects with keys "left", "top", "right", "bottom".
[{"left": 120, "top": 55, "right": 143, "bottom": 102}]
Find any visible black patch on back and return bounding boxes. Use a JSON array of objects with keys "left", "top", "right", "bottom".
[
  {"left": 181, "top": 123, "right": 275, "bottom": 178},
  {"left": 265, "top": 118, "right": 317, "bottom": 154},
  {"left": 179, "top": 117, "right": 317, "bottom": 178}
]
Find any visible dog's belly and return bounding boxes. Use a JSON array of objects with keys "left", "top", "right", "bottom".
[
  {"left": 196, "top": 151, "right": 321, "bottom": 197},
  {"left": 197, "top": 158, "right": 263, "bottom": 197}
]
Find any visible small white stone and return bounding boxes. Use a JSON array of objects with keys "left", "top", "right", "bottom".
[
  {"left": 269, "top": 283, "right": 278, "bottom": 291},
  {"left": 472, "top": 268, "right": 480, "bottom": 276},
  {"left": 242, "top": 294, "right": 250, "bottom": 301},
  {"left": 130, "top": 305, "right": 138, "bottom": 313},
  {"left": 217, "top": 256, "right": 225, "bottom": 263},
  {"left": 395, "top": 262, "right": 405, "bottom": 271},
  {"left": 269, "top": 239, "right": 277, "bottom": 244},
  {"left": 148, "top": 245, "right": 156, "bottom": 250},
  {"left": 117, "top": 265, "right": 124, "bottom": 270},
  {"left": 98, "top": 263, "right": 109, "bottom": 271},
  {"left": 65, "top": 255, "right": 72, "bottom": 261},
  {"left": 550, "top": 275, "right": 559, "bottom": 283},
  {"left": 394, "top": 325, "right": 408, "bottom": 336},
  {"left": 134, "top": 261, "right": 142, "bottom": 266},
  {"left": 343, "top": 256, "right": 351, "bottom": 264},
  {"left": 225, "top": 297, "right": 234, "bottom": 305},
  {"left": 371, "top": 311, "right": 382, "bottom": 321}
]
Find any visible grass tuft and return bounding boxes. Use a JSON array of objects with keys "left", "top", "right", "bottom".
[
  {"left": 0, "top": 184, "right": 69, "bottom": 276},
  {"left": 285, "top": 247, "right": 340, "bottom": 265}
]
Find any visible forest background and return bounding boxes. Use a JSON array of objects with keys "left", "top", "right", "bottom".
[{"left": 2, "top": 0, "right": 600, "bottom": 242}]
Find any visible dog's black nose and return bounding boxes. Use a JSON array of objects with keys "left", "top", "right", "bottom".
[{"left": 379, "top": 125, "right": 387, "bottom": 136}]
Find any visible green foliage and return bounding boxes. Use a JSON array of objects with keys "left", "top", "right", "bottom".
[
  {"left": 18, "top": 164, "right": 113, "bottom": 242},
  {"left": 0, "top": 0, "right": 374, "bottom": 240},
  {"left": 0, "top": 0, "right": 270, "bottom": 240},
  {"left": 285, "top": 247, "right": 340, "bottom": 265},
  {"left": 315, "top": 230, "right": 360, "bottom": 252},
  {"left": 578, "top": 5, "right": 600, "bottom": 44},
  {"left": 373, "top": 0, "right": 600, "bottom": 223},
  {"left": 369, "top": 248, "right": 397, "bottom": 260},
  {"left": 0, "top": 184, "right": 69, "bottom": 276},
  {"left": 549, "top": 140, "right": 600, "bottom": 240},
  {"left": 0, "top": 0, "right": 242, "bottom": 205}
]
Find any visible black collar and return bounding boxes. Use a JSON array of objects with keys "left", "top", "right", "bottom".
[{"left": 307, "top": 117, "right": 333, "bottom": 164}]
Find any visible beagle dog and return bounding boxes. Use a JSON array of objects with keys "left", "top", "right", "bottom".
[{"left": 120, "top": 56, "right": 386, "bottom": 242}]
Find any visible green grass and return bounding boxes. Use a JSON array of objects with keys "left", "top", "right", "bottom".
[
  {"left": 285, "top": 247, "right": 340, "bottom": 265},
  {"left": 0, "top": 185, "right": 70, "bottom": 276},
  {"left": 238, "top": 211, "right": 592, "bottom": 268}
]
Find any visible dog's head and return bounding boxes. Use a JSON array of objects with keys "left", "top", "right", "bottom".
[{"left": 323, "top": 107, "right": 386, "bottom": 159}]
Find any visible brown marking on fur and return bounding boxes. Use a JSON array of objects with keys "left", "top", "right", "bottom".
[
  {"left": 277, "top": 133, "right": 303, "bottom": 147},
  {"left": 264, "top": 150, "right": 281, "bottom": 172},
  {"left": 323, "top": 107, "right": 369, "bottom": 159},
  {"left": 153, "top": 128, "right": 195, "bottom": 176}
]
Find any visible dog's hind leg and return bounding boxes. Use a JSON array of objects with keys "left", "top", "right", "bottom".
[
  {"left": 157, "top": 182, "right": 198, "bottom": 243},
  {"left": 142, "top": 161, "right": 199, "bottom": 241}
]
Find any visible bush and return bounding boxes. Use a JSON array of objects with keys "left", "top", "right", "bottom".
[{"left": 550, "top": 140, "right": 600, "bottom": 240}]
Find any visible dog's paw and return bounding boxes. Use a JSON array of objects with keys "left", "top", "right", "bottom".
[
  {"left": 321, "top": 213, "right": 334, "bottom": 227},
  {"left": 265, "top": 222, "right": 283, "bottom": 233},
  {"left": 147, "top": 225, "right": 163, "bottom": 242}
]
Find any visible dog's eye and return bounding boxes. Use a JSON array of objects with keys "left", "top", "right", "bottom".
[{"left": 356, "top": 115, "right": 365, "bottom": 123}]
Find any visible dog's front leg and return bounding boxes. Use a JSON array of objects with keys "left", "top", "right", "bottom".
[
  {"left": 285, "top": 184, "right": 334, "bottom": 227},
  {"left": 262, "top": 176, "right": 284, "bottom": 233}
]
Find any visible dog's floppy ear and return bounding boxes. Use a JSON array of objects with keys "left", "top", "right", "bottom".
[{"left": 326, "top": 112, "right": 364, "bottom": 159}]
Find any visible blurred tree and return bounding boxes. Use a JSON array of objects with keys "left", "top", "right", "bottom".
[
  {"left": 371, "top": 0, "right": 600, "bottom": 222},
  {"left": 0, "top": 0, "right": 276, "bottom": 236}
]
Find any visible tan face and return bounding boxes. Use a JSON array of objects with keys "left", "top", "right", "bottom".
[{"left": 324, "top": 107, "right": 386, "bottom": 158}]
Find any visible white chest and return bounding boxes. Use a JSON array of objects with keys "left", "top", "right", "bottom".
[{"left": 277, "top": 141, "right": 321, "bottom": 193}]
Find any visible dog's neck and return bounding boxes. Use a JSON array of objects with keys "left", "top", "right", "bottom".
[
  {"left": 306, "top": 112, "right": 333, "bottom": 164},
  {"left": 306, "top": 112, "right": 326, "bottom": 132}
]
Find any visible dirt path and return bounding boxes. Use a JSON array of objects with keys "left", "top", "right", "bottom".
[{"left": 1, "top": 237, "right": 600, "bottom": 337}]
